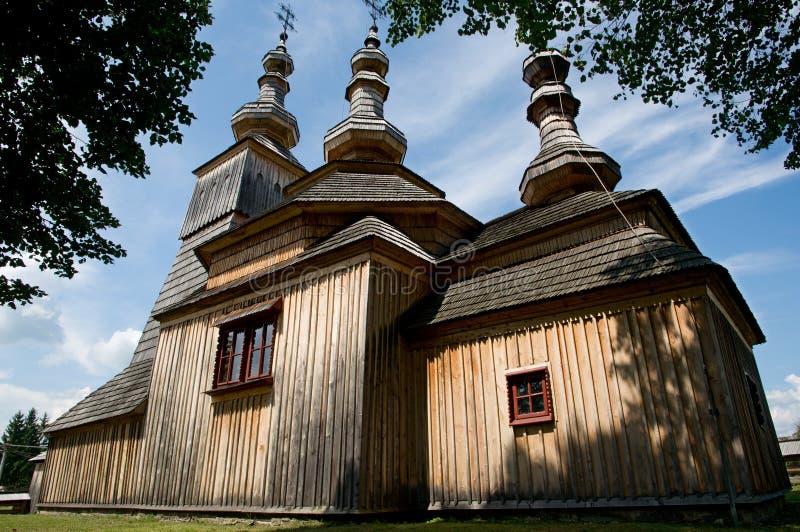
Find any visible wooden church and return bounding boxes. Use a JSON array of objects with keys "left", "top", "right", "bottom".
[{"left": 37, "top": 22, "right": 789, "bottom": 516}]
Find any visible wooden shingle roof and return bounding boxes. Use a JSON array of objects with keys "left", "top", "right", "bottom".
[
  {"left": 294, "top": 172, "right": 442, "bottom": 202},
  {"left": 46, "top": 359, "right": 152, "bottom": 433},
  {"left": 180, "top": 142, "right": 295, "bottom": 240},
  {"left": 408, "top": 226, "right": 713, "bottom": 328},
  {"left": 439, "top": 189, "right": 657, "bottom": 262},
  {"left": 780, "top": 439, "right": 800, "bottom": 459},
  {"left": 50, "top": 218, "right": 238, "bottom": 432},
  {"left": 133, "top": 217, "right": 234, "bottom": 363},
  {"left": 299, "top": 216, "right": 434, "bottom": 262}
]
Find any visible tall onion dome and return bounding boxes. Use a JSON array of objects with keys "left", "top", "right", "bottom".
[
  {"left": 323, "top": 24, "right": 407, "bottom": 163},
  {"left": 519, "top": 50, "right": 621, "bottom": 207},
  {"left": 230, "top": 31, "right": 300, "bottom": 150}
]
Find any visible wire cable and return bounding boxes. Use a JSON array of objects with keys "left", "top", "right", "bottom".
[{"left": 547, "top": 53, "right": 665, "bottom": 271}]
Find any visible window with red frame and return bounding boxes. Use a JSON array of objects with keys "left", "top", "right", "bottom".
[
  {"left": 214, "top": 316, "right": 276, "bottom": 388},
  {"left": 506, "top": 367, "right": 553, "bottom": 426}
]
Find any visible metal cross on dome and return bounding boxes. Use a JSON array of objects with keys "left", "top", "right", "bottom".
[
  {"left": 362, "top": 0, "right": 386, "bottom": 26},
  {"left": 274, "top": 2, "right": 296, "bottom": 35}
]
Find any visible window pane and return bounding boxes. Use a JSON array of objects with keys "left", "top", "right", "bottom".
[
  {"left": 249, "top": 349, "right": 263, "bottom": 379},
  {"left": 532, "top": 394, "right": 545, "bottom": 413},
  {"left": 225, "top": 331, "right": 234, "bottom": 355},
  {"left": 517, "top": 397, "right": 531, "bottom": 414},
  {"left": 515, "top": 382, "right": 528, "bottom": 396},
  {"left": 219, "top": 357, "right": 230, "bottom": 383},
  {"left": 233, "top": 331, "right": 245, "bottom": 355},
  {"left": 252, "top": 326, "right": 263, "bottom": 350},
  {"left": 531, "top": 379, "right": 543, "bottom": 394},
  {"left": 231, "top": 354, "right": 242, "bottom": 382},
  {"left": 265, "top": 323, "right": 274, "bottom": 346},
  {"left": 261, "top": 345, "right": 272, "bottom": 375}
]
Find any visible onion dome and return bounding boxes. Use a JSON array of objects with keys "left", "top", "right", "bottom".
[
  {"left": 323, "top": 25, "right": 407, "bottom": 163},
  {"left": 231, "top": 32, "right": 300, "bottom": 149},
  {"left": 519, "top": 50, "right": 621, "bottom": 207}
]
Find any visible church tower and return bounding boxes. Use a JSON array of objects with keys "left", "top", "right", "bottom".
[
  {"left": 519, "top": 50, "right": 621, "bottom": 207},
  {"left": 323, "top": 24, "right": 407, "bottom": 163}
]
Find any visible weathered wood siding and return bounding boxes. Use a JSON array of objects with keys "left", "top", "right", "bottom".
[
  {"left": 29, "top": 461, "right": 46, "bottom": 511},
  {"left": 360, "top": 262, "right": 430, "bottom": 511},
  {"left": 134, "top": 260, "right": 370, "bottom": 511},
  {"left": 205, "top": 214, "right": 346, "bottom": 290},
  {"left": 182, "top": 146, "right": 300, "bottom": 240},
  {"left": 205, "top": 211, "right": 471, "bottom": 292},
  {"left": 207, "top": 217, "right": 310, "bottom": 289},
  {"left": 416, "top": 295, "right": 785, "bottom": 508},
  {"left": 39, "top": 417, "right": 144, "bottom": 505},
  {"left": 705, "top": 302, "right": 789, "bottom": 495}
]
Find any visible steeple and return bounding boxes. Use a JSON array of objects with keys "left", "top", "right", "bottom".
[
  {"left": 230, "top": 31, "right": 300, "bottom": 149},
  {"left": 323, "top": 24, "right": 407, "bottom": 163},
  {"left": 519, "top": 50, "right": 621, "bottom": 207}
]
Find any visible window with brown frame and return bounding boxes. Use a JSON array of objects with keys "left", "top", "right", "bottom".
[
  {"left": 506, "top": 366, "right": 554, "bottom": 426},
  {"left": 213, "top": 315, "right": 276, "bottom": 390}
]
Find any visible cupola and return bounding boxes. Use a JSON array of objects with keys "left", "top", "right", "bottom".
[
  {"left": 323, "top": 24, "right": 407, "bottom": 163},
  {"left": 230, "top": 31, "right": 300, "bottom": 149},
  {"left": 519, "top": 50, "right": 621, "bottom": 207}
]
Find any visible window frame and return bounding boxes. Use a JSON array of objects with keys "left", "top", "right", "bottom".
[
  {"left": 745, "top": 373, "right": 766, "bottom": 430},
  {"left": 505, "top": 364, "right": 554, "bottom": 426},
  {"left": 210, "top": 309, "right": 278, "bottom": 394}
]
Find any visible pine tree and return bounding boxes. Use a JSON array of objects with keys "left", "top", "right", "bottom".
[
  {"left": 0, "top": 408, "right": 47, "bottom": 492},
  {"left": 39, "top": 413, "right": 49, "bottom": 448}
]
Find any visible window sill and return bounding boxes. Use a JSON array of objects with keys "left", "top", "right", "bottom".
[
  {"left": 510, "top": 413, "right": 554, "bottom": 427},
  {"left": 205, "top": 377, "right": 273, "bottom": 401}
]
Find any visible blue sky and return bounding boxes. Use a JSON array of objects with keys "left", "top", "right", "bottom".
[{"left": 1, "top": 0, "right": 799, "bottom": 436}]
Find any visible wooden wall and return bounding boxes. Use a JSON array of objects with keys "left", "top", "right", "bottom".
[
  {"left": 206, "top": 211, "right": 471, "bottom": 292},
  {"left": 29, "top": 461, "right": 46, "bottom": 511},
  {"left": 706, "top": 302, "right": 789, "bottom": 495},
  {"left": 39, "top": 416, "right": 144, "bottom": 505},
  {"left": 38, "top": 274, "right": 786, "bottom": 513},
  {"left": 134, "top": 260, "right": 370, "bottom": 511},
  {"left": 415, "top": 294, "right": 786, "bottom": 508},
  {"left": 207, "top": 216, "right": 311, "bottom": 289},
  {"left": 360, "top": 261, "right": 430, "bottom": 511}
]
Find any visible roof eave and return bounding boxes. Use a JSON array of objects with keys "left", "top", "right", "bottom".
[{"left": 403, "top": 263, "right": 764, "bottom": 346}]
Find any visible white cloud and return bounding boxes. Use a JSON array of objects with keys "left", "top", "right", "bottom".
[
  {"left": 44, "top": 326, "right": 141, "bottom": 376},
  {"left": 672, "top": 157, "right": 797, "bottom": 213},
  {"left": 0, "top": 369, "right": 11, "bottom": 380},
  {"left": 720, "top": 250, "right": 799, "bottom": 276},
  {"left": 391, "top": 28, "right": 524, "bottom": 143},
  {"left": 0, "top": 300, "right": 63, "bottom": 346},
  {"left": 766, "top": 373, "right": 800, "bottom": 436},
  {"left": 1, "top": 255, "right": 141, "bottom": 375},
  {"left": 419, "top": 113, "right": 532, "bottom": 219},
  {"left": 0, "top": 382, "right": 91, "bottom": 425}
]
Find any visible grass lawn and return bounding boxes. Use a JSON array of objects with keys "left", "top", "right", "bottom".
[
  {"left": 0, "top": 514, "right": 717, "bottom": 531},
  {"left": 0, "top": 488, "right": 798, "bottom": 531}
]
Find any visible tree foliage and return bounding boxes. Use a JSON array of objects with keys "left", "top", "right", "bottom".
[
  {"left": 0, "top": 0, "right": 213, "bottom": 308},
  {"left": 0, "top": 408, "right": 47, "bottom": 492},
  {"left": 383, "top": 0, "right": 800, "bottom": 170}
]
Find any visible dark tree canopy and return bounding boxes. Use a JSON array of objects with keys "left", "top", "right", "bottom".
[
  {"left": 0, "top": 409, "right": 47, "bottom": 492},
  {"left": 383, "top": 0, "right": 800, "bottom": 170},
  {"left": 0, "top": 0, "right": 213, "bottom": 308}
]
